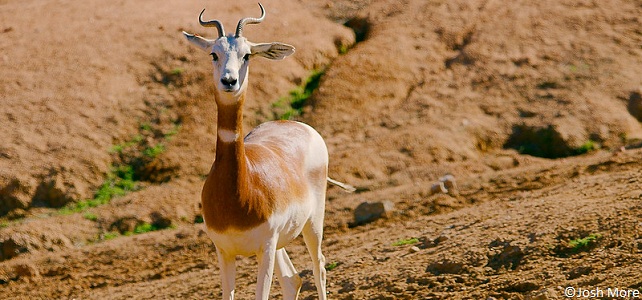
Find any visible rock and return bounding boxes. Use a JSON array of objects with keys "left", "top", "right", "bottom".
[
  {"left": 434, "top": 235, "right": 449, "bottom": 245},
  {"left": 150, "top": 211, "right": 172, "bottom": 229},
  {"left": 1, "top": 231, "right": 73, "bottom": 262},
  {"left": 487, "top": 244, "right": 524, "bottom": 270},
  {"left": 110, "top": 217, "right": 143, "bottom": 234},
  {"left": 428, "top": 175, "right": 458, "bottom": 196},
  {"left": 627, "top": 89, "right": 642, "bottom": 122},
  {"left": 528, "top": 288, "right": 553, "bottom": 300},
  {"left": 0, "top": 175, "right": 34, "bottom": 216},
  {"left": 409, "top": 246, "right": 421, "bottom": 253},
  {"left": 14, "top": 262, "right": 40, "bottom": 278},
  {"left": 1, "top": 233, "right": 39, "bottom": 261},
  {"left": 426, "top": 259, "right": 465, "bottom": 275},
  {"left": 32, "top": 167, "right": 86, "bottom": 209},
  {"left": 430, "top": 182, "right": 447, "bottom": 195},
  {"left": 440, "top": 174, "right": 458, "bottom": 195},
  {"left": 566, "top": 265, "right": 593, "bottom": 280},
  {"left": 6, "top": 208, "right": 27, "bottom": 220},
  {"left": 353, "top": 200, "right": 394, "bottom": 225}
]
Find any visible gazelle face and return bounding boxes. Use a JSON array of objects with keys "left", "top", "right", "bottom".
[
  {"left": 182, "top": 4, "right": 295, "bottom": 103},
  {"left": 209, "top": 36, "right": 252, "bottom": 95}
]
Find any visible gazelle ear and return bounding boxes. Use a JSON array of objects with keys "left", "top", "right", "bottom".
[
  {"left": 249, "top": 42, "right": 295, "bottom": 60},
  {"left": 183, "top": 31, "right": 216, "bottom": 52}
]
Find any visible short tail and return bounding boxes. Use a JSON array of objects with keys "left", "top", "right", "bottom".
[{"left": 327, "top": 177, "right": 356, "bottom": 193}]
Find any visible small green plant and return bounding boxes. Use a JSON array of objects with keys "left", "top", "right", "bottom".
[
  {"left": 131, "top": 223, "right": 158, "bottom": 235},
  {"left": 123, "top": 222, "right": 174, "bottom": 236},
  {"left": 194, "top": 215, "right": 204, "bottom": 224},
  {"left": 0, "top": 221, "right": 8, "bottom": 228},
  {"left": 103, "top": 231, "right": 120, "bottom": 241},
  {"left": 325, "top": 262, "right": 341, "bottom": 271},
  {"left": 110, "top": 135, "right": 143, "bottom": 154},
  {"left": 392, "top": 238, "right": 419, "bottom": 246},
  {"left": 569, "top": 233, "right": 601, "bottom": 252},
  {"left": 338, "top": 45, "right": 349, "bottom": 55},
  {"left": 61, "top": 117, "right": 179, "bottom": 216},
  {"left": 164, "top": 124, "right": 181, "bottom": 140},
  {"left": 83, "top": 213, "right": 98, "bottom": 221},
  {"left": 96, "top": 165, "right": 138, "bottom": 201},
  {"left": 59, "top": 199, "right": 104, "bottom": 215},
  {"left": 143, "top": 143, "right": 165, "bottom": 158},
  {"left": 574, "top": 140, "right": 598, "bottom": 155},
  {"left": 139, "top": 123, "right": 153, "bottom": 132},
  {"left": 272, "top": 69, "right": 325, "bottom": 120},
  {"left": 170, "top": 68, "right": 184, "bottom": 76}
]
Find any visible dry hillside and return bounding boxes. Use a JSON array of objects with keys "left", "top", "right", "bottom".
[{"left": 1, "top": 0, "right": 642, "bottom": 299}]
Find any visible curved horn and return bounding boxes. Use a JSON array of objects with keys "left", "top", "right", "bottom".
[
  {"left": 199, "top": 9, "right": 225, "bottom": 38},
  {"left": 235, "top": 3, "right": 265, "bottom": 38}
]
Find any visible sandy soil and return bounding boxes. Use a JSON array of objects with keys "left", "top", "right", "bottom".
[{"left": 1, "top": 0, "right": 642, "bottom": 299}]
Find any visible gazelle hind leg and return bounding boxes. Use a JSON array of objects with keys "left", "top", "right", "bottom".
[
  {"left": 274, "top": 248, "right": 302, "bottom": 300},
  {"left": 302, "top": 220, "right": 327, "bottom": 300}
]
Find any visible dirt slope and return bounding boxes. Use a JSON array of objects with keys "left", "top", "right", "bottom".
[
  {"left": 1, "top": 0, "right": 642, "bottom": 299},
  {"left": 0, "top": 0, "right": 353, "bottom": 214},
  {"left": 307, "top": 0, "right": 642, "bottom": 188}
]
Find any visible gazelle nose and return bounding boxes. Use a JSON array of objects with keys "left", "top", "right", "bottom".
[{"left": 221, "top": 77, "right": 238, "bottom": 87}]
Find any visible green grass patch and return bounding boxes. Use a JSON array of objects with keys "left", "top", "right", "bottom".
[
  {"left": 97, "top": 165, "right": 138, "bottom": 201},
  {"left": 58, "top": 164, "right": 139, "bottom": 214},
  {"left": 139, "top": 123, "right": 153, "bottom": 132},
  {"left": 143, "top": 143, "right": 165, "bottom": 158},
  {"left": 103, "top": 231, "right": 120, "bottom": 241},
  {"left": 325, "top": 262, "right": 341, "bottom": 271},
  {"left": 194, "top": 215, "right": 204, "bottom": 224},
  {"left": 59, "top": 198, "right": 107, "bottom": 215},
  {"left": 569, "top": 233, "right": 601, "bottom": 252},
  {"left": 126, "top": 223, "right": 159, "bottom": 236},
  {"left": 392, "top": 238, "right": 419, "bottom": 246},
  {"left": 272, "top": 69, "right": 325, "bottom": 120},
  {"left": 0, "top": 221, "right": 8, "bottom": 228},
  {"left": 552, "top": 233, "right": 603, "bottom": 257},
  {"left": 110, "top": 135, "right": 143, "bottom": 154},
  {"left": 170, "top": 68, "right": 184, "bottom": 76},
  {"left": 164, "top": 124, "right": 180, "bottom": 140},
  {"left": 338, "top": 45, "right": 349, "bottom": 55},
  {"left": 58, "top": 114, "right": 180, "bottom": 216},
  {"left": 83, "top": 213, "right": 98, "bottom": 221},
  {"left": 573, "top": 140, "right": 599, "bottom": 155},
  {"left": 123, "top": 222, "right": 175, "bottom": 236}
]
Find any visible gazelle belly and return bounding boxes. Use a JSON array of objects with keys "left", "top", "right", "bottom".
[{"left": 206, "top": 197, "right": 314, "bottom": 256}]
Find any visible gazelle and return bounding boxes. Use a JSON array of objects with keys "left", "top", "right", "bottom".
[{"left": 183, "top": 3, "right": 333, "bottom": 300}]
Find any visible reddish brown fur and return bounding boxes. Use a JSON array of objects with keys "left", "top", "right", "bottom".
[{"left": 201, "top": 104, "right": 315, "bottom": 232}]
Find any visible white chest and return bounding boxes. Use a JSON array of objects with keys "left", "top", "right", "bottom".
[{"left": 206, "top": 199, "right": 314, "bottom": 256}]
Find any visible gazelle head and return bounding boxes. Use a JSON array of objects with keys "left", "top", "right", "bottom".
[{"left": 183, "top": 3, "right": 295, "bottom": 102}]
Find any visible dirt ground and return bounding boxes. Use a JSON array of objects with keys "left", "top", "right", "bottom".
[{"left": 1, "top": 0, "right": 642, "bottom": 299}]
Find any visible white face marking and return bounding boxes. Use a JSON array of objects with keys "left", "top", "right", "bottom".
[
  {"left": 210, "top": 36, "right": 251, "bottom": 98},
  {"left": 217, "top": 128, "right": 240, "bottom": 143}
]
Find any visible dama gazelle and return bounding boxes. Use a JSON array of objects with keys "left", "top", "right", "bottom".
[{"left": 183, "top": 3, "right": 340, "bottom": 299}]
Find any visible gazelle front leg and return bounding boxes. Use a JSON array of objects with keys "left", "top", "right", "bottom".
[
  {"left": 217, "top": 248, "right": 237, "bottom": 300},
  {"left": 255, "top": 238, "right": 278, "bottom": 300}
]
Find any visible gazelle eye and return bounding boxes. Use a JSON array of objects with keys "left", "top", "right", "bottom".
[
  {"left": 211, "top": 53, "right": 218, "bottom": 61},
  {"left": 243, "top": 54, "right": 250, "bottom": 61}
]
